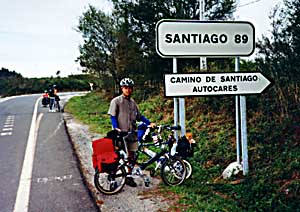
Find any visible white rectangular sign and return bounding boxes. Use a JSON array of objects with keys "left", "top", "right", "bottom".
[
  {"left": 156, "top": 20, "right": 255, "bottom": 57},
  {"left": 164, "top": 72, "right": 271, "bottom": 97}
]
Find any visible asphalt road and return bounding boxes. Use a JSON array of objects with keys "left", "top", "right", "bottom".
[{"left": 0, "top": 93, "right": 97, "bottom": 212}]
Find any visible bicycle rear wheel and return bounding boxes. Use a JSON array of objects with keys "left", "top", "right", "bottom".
[
  {"left": 160, "top": 157, "right": 186, "bottom": 186},
  {"left": 94, "top": 166, "right": 126, "bottom": 195}
]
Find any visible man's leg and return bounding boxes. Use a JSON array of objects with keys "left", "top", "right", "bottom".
[
  {"left": 56, "top": 101, "right": 60, "bottom": 112},
  {"left": 49, "top": 98, "right": 55, "bottom": 112},
  {"left": 125, "top": 151, "right": 137, "bottom": 187}
]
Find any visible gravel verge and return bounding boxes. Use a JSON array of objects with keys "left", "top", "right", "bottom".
[{"left": 63, "top": 112, "right": 173, "bottom": 212}]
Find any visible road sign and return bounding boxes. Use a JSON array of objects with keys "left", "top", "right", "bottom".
[
  {"left": 156, "top": 20, "right": 255, "bottom": 58},
  {"left": 164, "top": 72, "right": 272, "bottom": 97}
]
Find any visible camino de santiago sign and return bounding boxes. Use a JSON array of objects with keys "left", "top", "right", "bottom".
[
  {"left": 164, "top": 72, "right": 272, "bottom": 97},
  {"left": 156, "top": 20, "right": 255, "bottom": 57}
]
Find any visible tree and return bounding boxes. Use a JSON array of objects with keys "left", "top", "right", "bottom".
[
  {"left": 111, "top": 0, "right": 237, "bottom": 81},
  {"left": 76, "top": 5, "right": 146, "bottom": 92},
  {"left": 0, "top": 67, "right": 23, "bottom": 78},
  {"left": 256, "top": 0, "right": 300, "bottom": 119},
  {"left": 76, "top": 1, "right": 237, "bottom": 92},
  {"left": 112, "top": 0, "right": 236, "bottom": 55},
  {"left": 76, "top": 6, "right": 118, "bottom": 87}
]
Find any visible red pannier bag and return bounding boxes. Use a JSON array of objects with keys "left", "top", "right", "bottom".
[{"left": 92, "top": 137, "right": 119, "bottom": 173}]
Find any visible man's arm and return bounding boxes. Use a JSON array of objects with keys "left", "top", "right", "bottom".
[
  {"left": 110, "top": 115, "right": 119, "bottom": 129},
  {"left": 140, "top": 115, "right": 151, "bottom": 125},
  {"left": 108, "top": 98, "right": 121, "bottom": 130}
]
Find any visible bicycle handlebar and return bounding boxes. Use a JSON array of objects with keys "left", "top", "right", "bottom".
[
  {"left": 162, "top": 125, "right": 181, "bottom": 131},
  {"left": 146, "top": 124, "right": 181, "bottom": 131},
  {"left": 141, "top": 124, "right": 180, "bottom": 141}
]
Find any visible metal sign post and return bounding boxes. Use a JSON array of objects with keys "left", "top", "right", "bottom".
[
  {"left": 235, "top": 57, "right": 249, "bottom": 174},
  {"left": 173, "top": 58, "right": 179, "bottom": 141},
  {"left": 199, "top": 0, "right": 207, "bottom": 70},
  {"left": 173, "top": 58, "right": 186, "bottom": 138},
  {"left": 179, "top": 98, "right": 186, "bottom": 136},
  {"left": 240, "top": 95, "right": 249, "bottom": 174},
  {"left": 235, "top": 57, "right": 241, "bottom": 164}
]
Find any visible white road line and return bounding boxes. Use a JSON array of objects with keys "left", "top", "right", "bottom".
[
  {"left": 2, "top": 128, "right": 13, "bottom": 131},
  {"left": 1, "top": 115, "right": 15, "bottom": 136},
  {"left": 6, "top": 116, "right": 15, "bottom": 120},
  {"left": 36, "top": 175, "right": 73, "bottom": 183},
  {"left": 5, "top": 120, "right": 14, "bottom": 123},
  {"left": 1, "top": 132, "right": 12, "bottom": 136},
  {"left": 13, "top": 97, "right": 42, "bottom": 212},
  {"left": 3, "top": 124, "right": 14, "bottom": 128}
]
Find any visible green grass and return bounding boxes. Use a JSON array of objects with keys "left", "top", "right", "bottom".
[
  {"left": 65, "top": 91, "right": 300, "bottom": 211},
  {"left": 64, "top": 92, "right": 112, "bottom": 135}
]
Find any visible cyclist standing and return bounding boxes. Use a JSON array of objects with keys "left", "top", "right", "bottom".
[
  {"left": 53, "top": 85, "right": 61, "bottom": 112},
  {"left": 48, "top": 85, "right": 56, "bottom": 112},
  {"left": 108, "top": 78, "right": 154, "bottom": 187},
  {"left": 48, "top": 84, "right": 60, "bottom": 112}
]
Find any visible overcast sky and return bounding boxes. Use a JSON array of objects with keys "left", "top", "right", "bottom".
[{"left": 0, "top": 0, "right": 282, "bottom": 78}]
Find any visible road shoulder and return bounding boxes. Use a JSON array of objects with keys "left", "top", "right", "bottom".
[{"left": 63, "top": 112, "right": 172, "bottom": 211}]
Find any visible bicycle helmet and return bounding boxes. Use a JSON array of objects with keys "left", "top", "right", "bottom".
[{"left": 120, "top": 78, "right": 134, "bottom": 87}]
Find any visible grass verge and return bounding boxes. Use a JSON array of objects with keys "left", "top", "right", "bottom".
[{"left": 65, "top": 91, "right": 300, "bottom": 211}]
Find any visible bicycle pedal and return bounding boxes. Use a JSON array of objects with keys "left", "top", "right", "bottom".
[
  {"left": 144, "top": 177, "right": 151, "bottom": 187},
  {"left": 132, "top": 167, "right": 143, "bottom": 176}
]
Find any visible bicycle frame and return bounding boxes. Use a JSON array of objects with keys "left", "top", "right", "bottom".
[
  {"left": 118, "top": 133, "right": 165, "bottom": 168},
  {"left": 117, "top": 131, "right": 176, "bottom": 179},
  {"left": 137, "top": 124, "right": 189, "bottom": 177},
  {"left": 138, "top": 145, "right": 168, "bottom": 170}
]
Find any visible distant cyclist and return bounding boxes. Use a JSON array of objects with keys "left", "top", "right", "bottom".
[
  {"left": 53, "top": 85, "right": 61, "bottom": 112},
  {"left": 48, "top": 85, "right": 60, "bottom": 112}
]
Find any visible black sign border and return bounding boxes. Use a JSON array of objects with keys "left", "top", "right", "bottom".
[
  {"left": 156, "top": 19, "right": 256, "bottom": 58},
  {"left": 163, "top": 71, "right": 273, "bottom": 98}
]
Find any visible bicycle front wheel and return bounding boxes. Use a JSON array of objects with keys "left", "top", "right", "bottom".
[
  {"left": 94, "top": 166, "right": 126, "bottom": 195},
  {"left": 183, "top": 159, "right": 193, "bottom": 179},
  {"left": 160, "top": 157, "right": 186, "bottom": 186}
]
